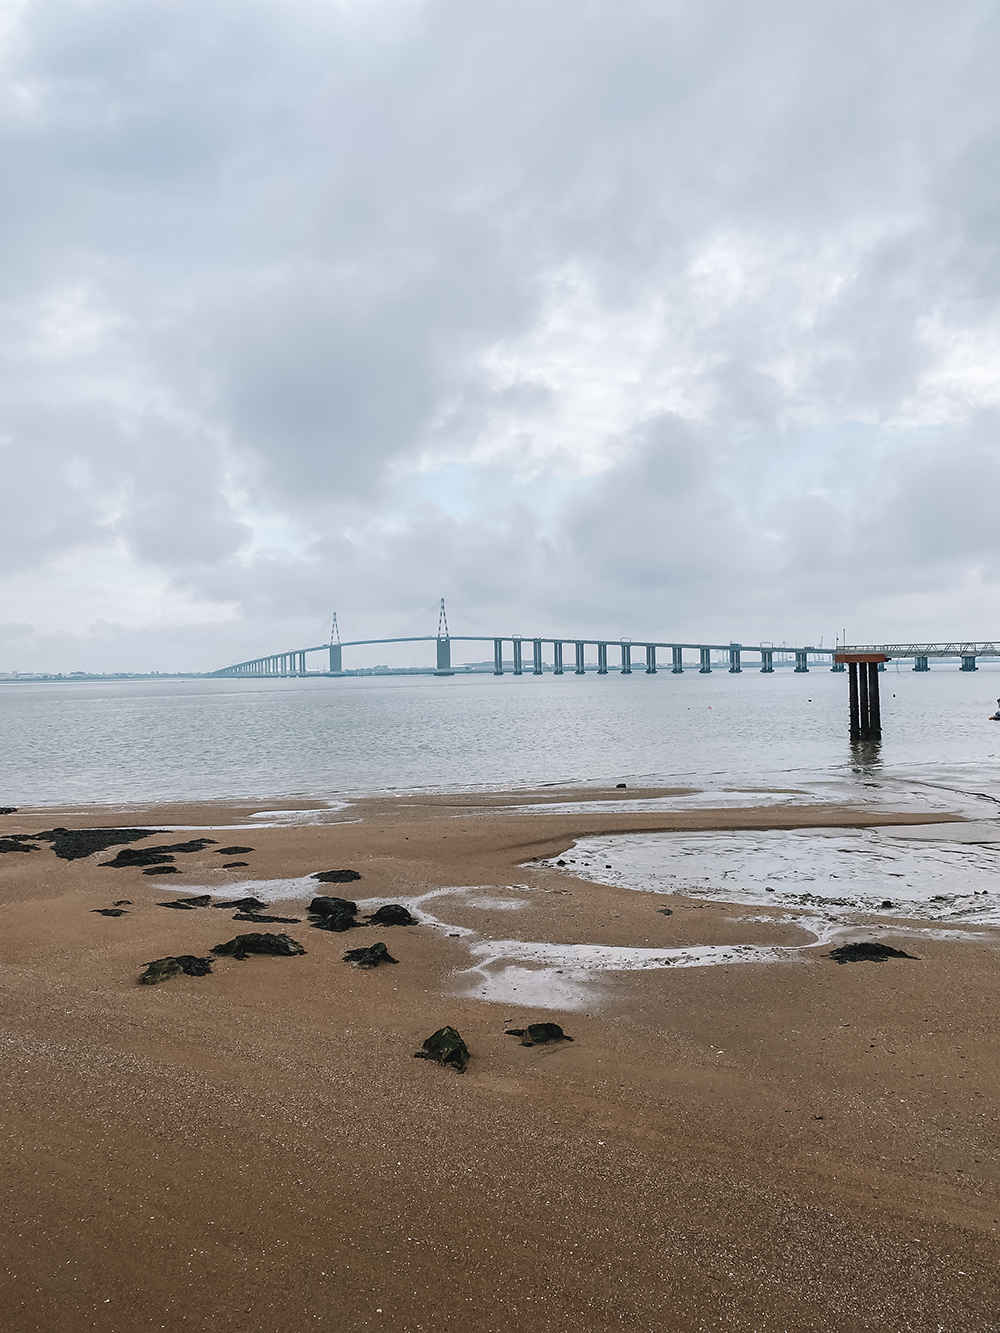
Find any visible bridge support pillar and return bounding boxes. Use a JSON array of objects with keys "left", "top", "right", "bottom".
[
  {"left": 493, "top": 639, "right": 504, "bottom": 675},
  {"left": 645, "top": 645, "right": 656, "bottom": 673},
  {"left": 329, "top": 644, "right": 342, "bottom": 674},
  {"left": 913, "top": 656, "right": 929, "bottom": 671},
  {"left": 553, "top": 642, "right": 563, "bottom": 674},
  {"left": 672, "top": 646, "right": 683, "bottom": 673},
  {"left": 435, "top": 637, "right": 454, "bottom": 675},
  {"left": 575, "top": 642, "right": 585, "bottom": 674},
  {"left": 839, "top": 654, "right": 885, "bottom": 742},
  {"left": 760, "top": 648, "right": 773, "bottom": 672},
  {"left": 831, "top": 660, "right": 845, "bottom": 672},
  {"left": 961, "top": 655, "right": 977, "bottom": 671},
  {"left": 298, "top": 651, "right": 306, "bottom": 674},
  {"left": 620, "top": 641, "right": 631, "bottom": 674},
  {"left": 597, "top": 643, "right": 608, "bottom": 674},
  {"left": 699, "top": 647, "right": 712, "bottom": 673},
  {"left": 729, "top": 643, "right": 742, "bottom": 673},
  {"left": 513, "top": 638, "right": 523, "bottom": 675},
  {"left": 532, "top": 639, "right": 543, "bottom": 675},
  {"left": 794, "top": 650, "right": 809, "bottom": 672}
]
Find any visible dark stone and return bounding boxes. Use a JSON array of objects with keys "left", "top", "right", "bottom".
[
  {"left": 879, "top": 900, "right": 895, "bottom": 909},
  {"left": 222, "top": 861, "right": 249, "bottom": 868},
  {"left": 616, "top": 783, "right": 627, "bottom": 789},
  {"left": 311, "top": 909, "right": 359, "bottom": 933},
  {"left": 309, "top": 896, "right": 358, "bottom": 916},
  {"left": 367, "top": 904, "right": 417, "bottom": 926},
  {"left": 233, "top": 913, "right": 301, "bottom": 923},
  {"left": 157, "top": 895, "right": 212, "bottom": 910},
  {"left": 216, "top": 846, "right": 254, "bottom": 854},
  {"left": 656, "top": 907, "right": 674, "bottom": 916},
  {"left": 32, "top": 828, "right": 166, "bottom": 860},
  {"left": 505, "top": 1023, "right": 573, "bottom": 1046},
  {"left": 92, "top": 908, "right": 128, "bottom": 917},
  {"left": 138, "top": 955, "right": 213, "bottom": 985},
  {"left": 0, "top": 838, "right": 37, "bottom": 853},
  {"left": 556, "top": 859, "right": 567, "bottom": 866},
  {"left": 343, "top": 941, "right": 398, "bottom": 968},
  {"left": 152, "top": 839, "right": 217, "bottom": 854},
  {"left": 102, "top": 848, "right": 176, "bottom": 868},
  {"left": 213, "top": 897, "right": 267, "bottom": 912},
  {"left": 142, "top": 866, "right": 180, "bottom": 876},
  {"left": 0, "top": 807, "right": 18, "bottom": 815},
  {"left": 211, "top": 932, "right": 306, "bottom": 960},
  {"left": 413, "top": 1026, "right": 469, "bottom": 1073},
  {"left": 826, "top": 942, "right": 919, "bottom": 965},
  {"left": 313, "top": 869, "right": 361, "bottom": 884},
  {"left": 113, "top": 900, "right": 132, "bottom": 906}
]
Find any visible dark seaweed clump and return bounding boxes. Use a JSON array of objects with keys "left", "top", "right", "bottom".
[
  {"left": 826, "top": 942, "right": 918, "bottom": 964},
  {"left": 343, "top": 942, "right": 398, "bottom": 968},
  {"left": 211, "top": 932, "right": 306, "bottom": 960},
  {"left": 139, "top": 956, "right": 213, "bottom": 985},
  {"left": 309, "top": 896, "right": 361, "bottom": 933},
  {"left": 505, "top": 1023, "right": 573, "bottom": 1046},
  {"left": 32, "top": 828, "right": 168, "bottom": 861},
  {"left": 368, "top": 904, "right": 417, "bottom": 927},
  {"left": 216, "top": 846, "right": 254, "bottom": 855},
  {"left": 313, "top": 869, "right": 361, "bottom": 884},
  {"left": 0, "top": 837, "right": 38, "bottom": 854},
  {"left": 413, "top": 1026, "right": 469, "bottom": 1073}
]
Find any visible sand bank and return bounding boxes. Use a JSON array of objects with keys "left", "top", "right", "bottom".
[{"left": 1, "top": 788, "right": 998, "bottom": 1331}]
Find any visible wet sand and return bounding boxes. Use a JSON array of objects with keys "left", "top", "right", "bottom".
[{"left": 1, "top": 789, "right": 998, "bottom": 1332}]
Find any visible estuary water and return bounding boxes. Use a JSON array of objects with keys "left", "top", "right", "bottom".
[
  {"left": 3, "top": 663, "right": 1000, "bottom": 809},
  {"left": 7, "top": 664, "right": 1000, "bottom": 1004}
]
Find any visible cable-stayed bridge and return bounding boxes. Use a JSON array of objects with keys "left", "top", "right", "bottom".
[
  {"left": 212, "top": 604, "right": 1000, "bottom": 680},
  {"left": 213, "top": 602, "right": 845, "bottom": 677}
]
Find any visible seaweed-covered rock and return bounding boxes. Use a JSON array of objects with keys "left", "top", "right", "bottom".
[
  {"left": 102, "top": 838, "right": 216, "bottom": 868},
  {"left": 139, "top": 955, "right": 213, "bottom": 985},
  {"left": 311, "top": 909, "right": 359, "bottom": 933},
  {"left": 309, "top": 895, "right": 361, "bottom": 933},
  {"left": 413, "top": 1026, "right": 469, "bottom": 1072},
  {"left": 826, "top": 941, "right": 919, "bottom": 965},
  {"left": 157, "top": 895, "right": 213, "bottom": 910},
  {"left": 505, "top": 1023, "right": 573, "bottom": 1046},
  {"left": 222, "top": 861, "right": 249, "bottom": 868},
  {"left": 0, "top": 807, "right": 17, "bottom": 815},
  {"left": 0, "top": 838, "right": 37, "bottom": 854},
  {"left": 211, "top": 932, "right": 306, "bottom": 960},
  {"left": 33, "top": 827, "right": 166, "bottom": 861},
  {"left": 216, "top": 846, "right": 254, "bottom": 854},
  {"left": 310, "top": 895, "right": 358, "bottom": 916},
  {"left": 343, "top": 941, "right": 398, "bottom": 968},
  {"left": 213, "top": 897, "right": 267, "bottom": 912},
  {"left": 368, "top": 904, "right": 417, "bottom": 927},
  {"left": 92, "top": 908, "right": 128, "bottom": 917},
  {"left": 143, "top": 866, "right": 180, "bottom": 876},
  {"left": 313, "top": 869, "right": 361, "bottom": 884},
  {"left": 232, "top": 913, "right": 301, "bottom": 924},
  {"left": 102, "top": 848, "right": 176, "bottom": 868}
]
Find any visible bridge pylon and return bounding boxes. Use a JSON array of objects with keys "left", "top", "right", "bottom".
[
  {"left": 435, "top": 598, "right": 454, "bottom": 675},
  {"left": 329, "top": 612, "right": 343, "bottom": 674}
]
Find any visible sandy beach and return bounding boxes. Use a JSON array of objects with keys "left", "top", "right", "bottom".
[{"left": 2, "top": 788, "right": 998, "bottom": 1332}]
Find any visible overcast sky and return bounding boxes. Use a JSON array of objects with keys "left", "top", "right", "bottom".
[{"left": 2, "top": 0, "right": 1000, "bottom": 672}]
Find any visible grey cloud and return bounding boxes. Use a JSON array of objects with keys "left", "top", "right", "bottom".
[{"left": 2, "top": 0, "right": 1000, "bottom": 670}]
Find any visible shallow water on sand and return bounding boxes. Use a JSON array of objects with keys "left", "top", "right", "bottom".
[{"left": 4, "top": 662, "right": 1000, "bottom": 807}]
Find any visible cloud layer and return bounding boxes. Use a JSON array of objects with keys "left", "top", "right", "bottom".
[{"left": 2, "top": 0, "right": 1000, "bottom": 670}]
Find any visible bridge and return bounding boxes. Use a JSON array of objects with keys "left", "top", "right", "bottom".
[
  {"left": 213, "top": 603, "right": 843, "bottom": 678},
  {"left": 213, "top": 608, "right": 1000, "bottom": 680}
]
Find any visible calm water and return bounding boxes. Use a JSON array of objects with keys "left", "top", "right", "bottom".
[{"left": 3, "top": 663, "right": 1000, "bottom": 808}]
